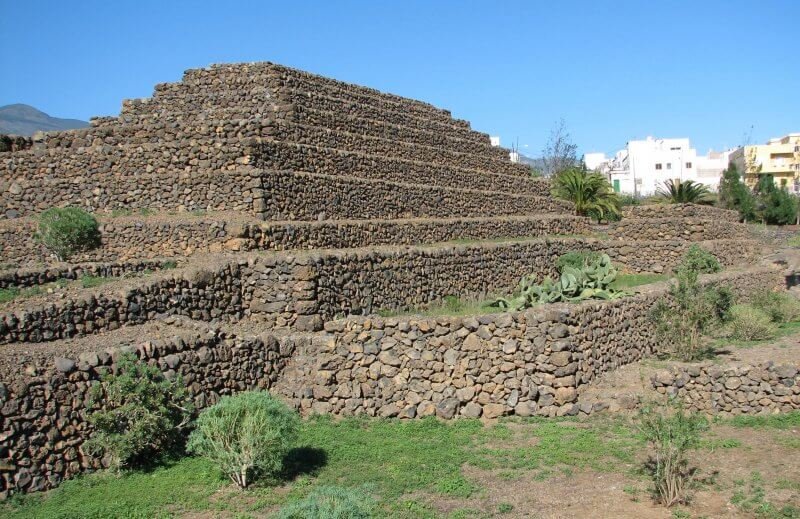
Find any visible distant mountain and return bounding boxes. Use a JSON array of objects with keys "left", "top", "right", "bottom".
[
  {"left": 516, "top": 153, "right": 545, "bottom": 171},
  {"left": 0, "top": 104, "right": 88, "bottom": 136}
]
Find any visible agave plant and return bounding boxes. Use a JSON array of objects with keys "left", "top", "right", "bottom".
[
  {"left": 658, "top": 179, "right": 711, "bottom": 204},
  {"left": 490, "top": 254, "right": 627, "bottom": 311},
  {"left": 551, "top": 167, "right": 621, "bottom": 222}
]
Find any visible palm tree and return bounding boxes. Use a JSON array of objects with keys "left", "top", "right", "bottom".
[
  {"left": 658, "top": 179, "right": 711, "bottom": 204},
  {"left": 551, "top": 167, "right": 621, "bottom": 222}
]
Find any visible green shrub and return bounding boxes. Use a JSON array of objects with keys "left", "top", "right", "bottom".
[
  {"left": 676, "top": 245, "right": 721, "bottom": 276},
  {"left": 187, "top": 391, "right": 299, "bottom": 488},
  {"left": 650, "top": 269, "right": 733, "bottom": 360},
  {"left": 638, "top": 401, "right": 707, "bottom": 507},
  {"left": 750, "top": 290, "right": 800, "bottom": 324},
  {"left": 555, "top": 250, "right": 601, "bottom": 272},
  {"left": 84, "top": 354, "right": 193, "bottom": 470},
  {"left": 37, "top": 207, "right": 100, "bottom": 261},
  {"left": 276, "top": 486, "right": 375, "bottom": 519},
  {"left": 728, "top": 304, "right": 777, "bottom": 341},
  {"left": 755, "top": 175, "right": 798, "bottom": 225}
]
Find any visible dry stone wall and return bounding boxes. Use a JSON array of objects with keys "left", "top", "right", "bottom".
[
  {"left": 276, "top": 268, "right": 783, "bottom": 419},
  {"left": 0, "top": 318, "right": 296, "bottom": 496},
  {"left": 1, "top": 61, "right": 534, "bottom": 222},
  {"left": 652, "top": 362, "right": 800, "bottom": 414},
  {"left": 257, "top": 169, "right": 570, "bottom": 221},
  {"left": 0, "top": 260, "right": 171, "bottom": 289},
  {"left": 0, "top": 268, "right": 784, "bottom": 496},
  {"left": 0, "top": 135, "right": 33, "bottom": 153},
  {"left": 0, "top": 238, "right": 763, "bottom": 344},
  {"left": 0, "top": 215, "right": 588, "bottom": 266},
  {"left": 254, "top": 138, "right": 538, "bottom": 193},
  {"left": 622, "top": 204, "right": 740, "bottom": 222},
  {"left": 1, "top": 149, "right": 257, "bottom": 219},
  {"left": 608, "top": 217, "right": 749, "bottom": 242},
  {"left": 0, "top": 261, "right": 245, "bottom": 344}
]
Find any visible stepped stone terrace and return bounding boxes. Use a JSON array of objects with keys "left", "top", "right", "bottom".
[{"left": 0, "top": 62, "right": 779, "bottom": 495}]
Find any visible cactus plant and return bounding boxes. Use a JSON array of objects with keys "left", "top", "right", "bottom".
[{"left": 491, "top": 253, "right": 627, "bottom": 310}]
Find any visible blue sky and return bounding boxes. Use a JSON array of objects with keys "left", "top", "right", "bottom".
[{"left": 2, "top": 0, "right": 798, "bottom": 156}]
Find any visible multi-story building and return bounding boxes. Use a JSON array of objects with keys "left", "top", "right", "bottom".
[
  {"left": 729, "top": 134, "right": 800, "bottom": 193},
  {"left": 588, "top": 137, "right": 733, "bottom": 196}
]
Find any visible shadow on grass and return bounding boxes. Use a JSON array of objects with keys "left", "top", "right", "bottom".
[{"left": 281, "top": 446, "right": 328, "bottom": 481}]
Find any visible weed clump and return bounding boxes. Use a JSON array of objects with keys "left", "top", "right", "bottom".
[
  {"left": 276, "top": 486, "right": 375, "bottom": 518},
  {"left": 728, "top": 304, "right": 777, "bottom": 341},
  {"left": 750, "top": 290, "right": 800, "bottom": 324},
  {"left": 638, "top": 401, "right": 707, "bottom": 507}
]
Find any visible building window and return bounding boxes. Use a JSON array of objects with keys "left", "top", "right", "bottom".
[
  {"left": 686, "top": 162, "right": 692, "bottom": 169},
  {"left": 655, "top": 163, "right": 662, "bottom": 170},
  {"left": 795, "top": 145, "right": 799, "bottom": 152},
  {"left": 666, "top": 163, "right": 672, "bottom": 170}
]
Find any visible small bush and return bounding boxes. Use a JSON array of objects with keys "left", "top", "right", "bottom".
[
  {"left": 651, "top": 268, "right": 733, "bottom": 360},
  {"left": 37, "top": 207, "right": 100, "bottom": 261},
  {"left": 187, "top": 391, "right": 299, "bottom": 489},
  {"left": 555, "top": 250, "right": 601, "bottom": 272},
  {"left": 276, "top": 486, "right": 375, "bottom": 519},
  {"left": 750, "top": 290, "right": 800, "bottom": 324},
  {"left": 638, "top": 401, "right": 707, "bottom": 507},
  {"left": 84, "top": 354, "right": 193, "bottom": 470},
  {"left": 728, "top": 304, "right": 777, "bottom": 341},
  {"left": 676, "top": 245, "right": 721, "bottom": 276}
]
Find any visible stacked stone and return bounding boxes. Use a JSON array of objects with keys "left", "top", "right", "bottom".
[
  {"left": 0, "top": 61, "right": 565, "bottom": 228},
  {"left": 273, "top": 268, "right": 782, "bottom": 420},
  {"left": 0, "top": 239, "right": 767, "bottom": 344},
  {"left": 608, "top": 217, "right": 750, "bottom": 242},
  {"left": 0, "top": 317, "right": 296, "bottom": 496},
  {"left": 0, "top": 259, "right": 169, "bottom": 289},
  {"left": 652, "top": 362, "right": 800, "bottom": 414},
  {"left": 622, "top": 204, "right": 740, "bottom": 222}
]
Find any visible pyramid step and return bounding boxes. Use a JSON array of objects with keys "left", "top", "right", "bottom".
[
  {"left": 0, "top": 213, "right": 590, "bottom": 266},
  {"left": 257, "top": 169, "right": 572, "bottom": 221}
]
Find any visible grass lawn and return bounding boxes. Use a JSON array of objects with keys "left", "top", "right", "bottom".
[
  {"left": 609, "top": 272, "right": 669, "bottom": 290},
  {"left": 6, "top": 413, "right": 799, "bottom": 518}
]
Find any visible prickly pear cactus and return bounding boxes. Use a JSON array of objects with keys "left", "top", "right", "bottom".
[{"left": 490, "top": 253, "right": 627, "bottom": 310}]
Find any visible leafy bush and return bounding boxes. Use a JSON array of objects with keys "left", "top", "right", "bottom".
[
  {"left": 491, "top": 253, "right": 626, "bottom": 310},
  {"left": 187, "top": 391, "right": 299, "bottom": 489},
  {"left": 650, "top": 268, "right": 733, "bottom": 361},
  {"left": 676, "top": 245, "right": 721, "bottom": 276},
  {"left": 728, "top": 304, "right": 777, "bottom": 341},
  {"left": 37, "top": 207, "right": 101, "bottom": 261},
  {"left": 555, "top": 250, "right": 601, "bottom": 272},
  {"left": 276, "top": 486, "right": 375, "bottom": 519},
  {"left": 85, "top": 354, "right": 193, "bottom": 470},
  {"left": 750, "top": 290, "right": 800, "bottom": 324},
  {"left": 638, "top": 401, "right": 707, "bottom": 507}
]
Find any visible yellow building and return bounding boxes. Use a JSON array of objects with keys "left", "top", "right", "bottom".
[{"left": 730, "top": 133, "right": 800, "bottom": 192}]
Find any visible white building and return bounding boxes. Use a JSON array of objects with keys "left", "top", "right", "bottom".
[
  {"left": 587, "top": 137, "right": 734, "bottom": 196},
  {"left": 584, "top": 152, "right": 608, "bottom": 171},
  {"left": 490, "top": 136, "right": 521, "bottom": 163}
]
